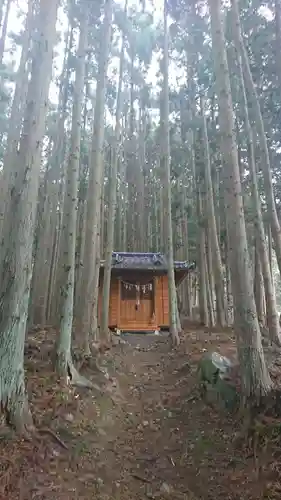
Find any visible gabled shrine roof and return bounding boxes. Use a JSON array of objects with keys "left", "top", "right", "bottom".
[{"left": 100, "top": 252, "right": 196, "bottom": 272}]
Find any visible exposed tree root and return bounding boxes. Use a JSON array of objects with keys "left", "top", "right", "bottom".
[
  {"left": 99, "top": 327, "right": 112, "bottom": 346},
  {"left": 73, "top": 345, "right": 107, "bottom": 376},
  {"left": 170, "top": 329, "right": 180, "bottom": 347},
  {"left": 83, "top": 339, "right": 91, "bottom": 357},
  {"left": 235, "top": 390, "right": 281, "bottom": 452},
  {"left": 67, "top": 361, "right": 102, "bottom": 393},
  {"left": 5, "top": 396, "right": 35, "bottom": 437},
  {"left": 55, "top": 348, "right": 102, "bottom": 393},
  {"left": 39, "top": 428, "right": 68, "bottom": 449}
]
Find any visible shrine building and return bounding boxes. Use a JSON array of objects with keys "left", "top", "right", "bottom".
[{"left": 98, "top": 252, "right": 195, "bottom": 333}]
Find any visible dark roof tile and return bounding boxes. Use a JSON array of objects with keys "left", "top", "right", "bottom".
[{"left": 100, "top": 252, "right": 196, "bottom": 271}]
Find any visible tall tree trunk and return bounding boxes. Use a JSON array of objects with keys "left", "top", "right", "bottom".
[
  {"left": 197, "top": 189, "right": 208, "bottom": 326},
  {"left": 29, "top": 167, "right": 51, "bottom": 327},
  {"left": 275, "top": 0, "right": 281, "bottom": 86},
  {"left": 0, "top": 0, "right": 34, "bottom": 234},
  {"left": 47, "top": 30, "right": 75, "bottom": 325},
  {"left": 100, "top": 8, "right": 126, "bottom": 340},
  {"left": 0, "top": 0, "right": 59, "bottom": 432},
  {"left": 231, "top": 0, "right": 281, "bottom": 346},
  {"left": 225, "top": 233, "right": 233, "bottom": 325},
  {"left": 201, "top": 97, "right": 226, "bottom": 327},
  {"left": 254, "top": 239, "right": 265, "bottom": 325},
  {"left": 0, "top": 0, "right": 5, "bottom": 30},
  {"left": 209, "top": 0, "right": 272, "bottom": 403},
  {"left": 90, "top": 225, "right": 101, "bottom": 341},
  {"left": 0, "top": 0, "right": 12, "bottom": 64},
  {"left": 205, "top": 226, "right": 215, "bottom": 319},
  {"left": 268, "top": 222, "right": 273, "bottom": 279},
  {"left": 126, "top": 52, "right": 136, "bottom": 252},
  {"left": 159, "top": 184, "right": 166, "bottom": 252},
  {"left": 232, "top": 0, "right": 281, "bottom": 279},
  {"left": 136, "top": 98, "right": 146, "bottom": 251},
  {"left": 46, "top": 188, "right": 60, "bottom": 322},
  {"left": 56, "top": 3, "right": 89, "bottom": 378},
  {"left": 163, "top": 0, "right": 180, "bottom": 345},
  {"left": 180, "top": 184, "right": 191, "bottom": 316},
  {"left": 205, "top": 236, "right": 215, "bottom": 327},
  {"left": 81, "top": 0, "right": 112, "bottom": 353}
]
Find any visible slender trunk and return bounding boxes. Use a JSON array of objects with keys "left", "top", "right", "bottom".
[
  {"left": 56, "top": 4, "right": 89, "bottom": 376},
  {"left": 201, "top": 98, "right": 226, "bottom": 326},
  {"left": 100, "top": 10, "right": 126, "bottom": 340},
  {"left": 232, "top": 0, "right": 281, "bottom": 279},
  {"left": 48, "top": 17, "right": 75, "bottom": 323},
  {"left": 136, "top": 100, "right": 145, "bottom": 251},
  {"left": 74, "top": 163, "right": 88, "bottom": 318},
  {"left": 209, "top": 0, "right": 272, "bottom": 403},
  {"left": 153, "top": 188, "right": 159, "bottom": 251},
  {"left": 232, "top": 0, "right": 281, "bottom": 346},
  {"left": 205, "top": 242, "right": 215, "bottom": 327},
  {"left": 0, "top": 0, "right": 34, "bottom": 233},
  {"left": 163, "top": 0, "right": 180, "bottom": 344},
  {"left": 268, "top": 222, "right": 273, "bottom": 279},
  {"left": 0, "top": 0, "right": 59, "bottom": 432},
  {"left": 181, "top": 184, "right": 191, "bottom": 316},
  {"left": 0, "top": 0, "right": 4, "bottom": 29},
  {"left": 0, "top": 0, "right": 11, "bottom": 63},
  {"left": 46, "top": 192, "right": 60, "bottom": 322},
  {"left": 197, "top": 189, "right": 208, "bottom": 326},
  {"left": 40, "top": 188, "right": 56, "bottom": 325},
  {"left": 159, "top": 185, "right": 165, "bottom": 252},
  {"left": 29, "top": 169, "right": 51, "bottom": 327},
  {"left": 225, "top": 234, "right": 233, "bottom": 325},
  {"left": 74, "top": 196, "right": 87, "bottom": 317},
  {"left": 100, "top": 177, "right": 105, "bottom": 260},
  {"left": 90, "top": 230, "right": 101, "bottom": 342},
  {"left": 81, "top": 0, "right": 112, "bottom": 353},
  {"left": 205, "top": 226, "right": 215, "bottom": 317},
  {"left": 275, "top": 0, "right": 281, "bottom": 86},
  {"left": 254, "top": 239, "right": 265, "bottom": 325}
]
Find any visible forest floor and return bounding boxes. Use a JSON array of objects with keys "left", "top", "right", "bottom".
[{"left": 1, "top": 325, "right": 281, "bottom": 500}]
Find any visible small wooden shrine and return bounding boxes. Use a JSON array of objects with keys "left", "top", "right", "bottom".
[{"left": 98, "top": 252, "right": 195, "bottom": 332}]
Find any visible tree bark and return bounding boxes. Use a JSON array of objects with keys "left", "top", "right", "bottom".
[
  {"left": 0, "top": 0, "right": 34, "bottom": 235},
  {"left": 47, "top": 13, "right": 75, "bottom": 323},
  {"left": 0, "top": 0, "right": 12, "bottom": 64},
  {"left": 231, "top": 0, "right": 281, "bottom": 346},
  {"left": 201, "top": 97, "right": 226, "bottom": 327},
  {"left": 254, "top": 239, "right": 265, "bottom": 325},
  {"left": 0, "top": 0, "right": 59, "bottom": 432},
  {"left": 232, "top": 0, "right": 281, "bottom": 279},
  {"left": 81, "top": 0, "right": 113, "bottom": 353},
  {"left": 275, "top": 0, "right": 281, "bottom": 86},
  {"left": 197, "top": 188, "right": 208, "bottom": 326},
  {"left": 209, "top": 0, "right": 272, "bottom": 403},
  {"left": 100, "top": 5, "right": 126, "bottom": 340},
  {"left": 56, "top": 3, "right": 89, "bottom": 377},
  {"left": 163, "top": 0, "right": 180, "bottom": 345},
  {"left": 0, "top": 0, "right": 5, "bottom": 30}
]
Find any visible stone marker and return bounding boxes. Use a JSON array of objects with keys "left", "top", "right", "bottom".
[{"left": 198, "top": 351, "right": 239, "bottom": 412}]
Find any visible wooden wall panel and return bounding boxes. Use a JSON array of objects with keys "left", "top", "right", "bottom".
[
  {"left": 98, "top": 277, "right": 119, "bottom": 328},
  {"left": 109, "top": 278, "right": 119, "bottom": 326},
  {"left": 98, "top": 273, "right": 171, "bottom": 331},
  {"left": 161, "top": 275, "right": 169, "bottom": 327},
  {"left": 154, "top": 276, "right": 163, "bottom": 326}
]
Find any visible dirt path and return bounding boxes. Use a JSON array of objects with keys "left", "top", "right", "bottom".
[
  {"left": 1, "top": 329, "right": 278, "bottom": 499},
  {"left": 95, "top": 332, "right": 258, "bottom": 500}
]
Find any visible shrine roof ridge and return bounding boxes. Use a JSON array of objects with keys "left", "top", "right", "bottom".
[{"left": 100, "top": 252, "right": 196, "bottom": 271}]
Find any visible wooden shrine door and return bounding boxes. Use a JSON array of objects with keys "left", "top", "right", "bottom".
[{"left": 119, "top": 277, "right": 156, "bottom": 331}]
